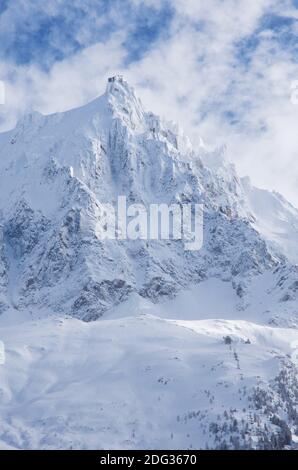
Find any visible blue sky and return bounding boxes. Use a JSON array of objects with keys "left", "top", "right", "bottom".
[
  {"left": 0, "top": 0, "right": 174, "bottom": 68},
  {"left": 0, "top": 1, "right": 296, "bottom": 68},
  {"left": 0, "top": 0, "right": 298, "bottom": 204}
]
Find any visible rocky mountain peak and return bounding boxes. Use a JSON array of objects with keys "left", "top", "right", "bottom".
[
  {"left": 0, "top": 79, "right": 297, "bottom": 323},
  {"left": 105, "top": 75, "right": 145, "bottom": 130}
]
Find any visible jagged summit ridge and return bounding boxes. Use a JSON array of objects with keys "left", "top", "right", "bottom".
[
  {"left": 105, "top": 75, "right": 145, "bottom": 131},
  {"left": 0, "top": 77, "right": 297, "bottom": 321}
]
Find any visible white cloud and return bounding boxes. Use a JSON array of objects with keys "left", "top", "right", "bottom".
[{"left": 0, "top": 0, "right": 297, "bottom": 205}]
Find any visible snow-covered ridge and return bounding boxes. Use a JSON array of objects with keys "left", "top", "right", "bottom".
[
  {"left": 0, "top": 75, "right": 297, "bottom": 322},
  {"left": 1, "top": 312, "right": 298, "bottom": 449}
]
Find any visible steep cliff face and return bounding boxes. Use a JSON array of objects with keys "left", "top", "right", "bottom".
[{"left": 0, "top": 76, "right": 297, "bottom": 322}]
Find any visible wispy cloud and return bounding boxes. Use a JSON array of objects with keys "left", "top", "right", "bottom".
[{"left": 0, "top": 0, "right": 297, "bottom": 205}]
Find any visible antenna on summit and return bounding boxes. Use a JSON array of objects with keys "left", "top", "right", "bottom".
[{"left": 108, "top": 75, "right": 124, "bottom": 83}]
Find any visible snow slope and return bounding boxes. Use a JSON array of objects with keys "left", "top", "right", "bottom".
[{"left": 0, "top": 308, "right": 298, "bottom": 450}]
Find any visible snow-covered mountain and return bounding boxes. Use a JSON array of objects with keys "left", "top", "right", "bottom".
[
  {"left": 0, "top": 76, "right": 298, "bottom": 450},
  {"left": 0, "top": 75, "right": 297, "bottom": 323}
]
